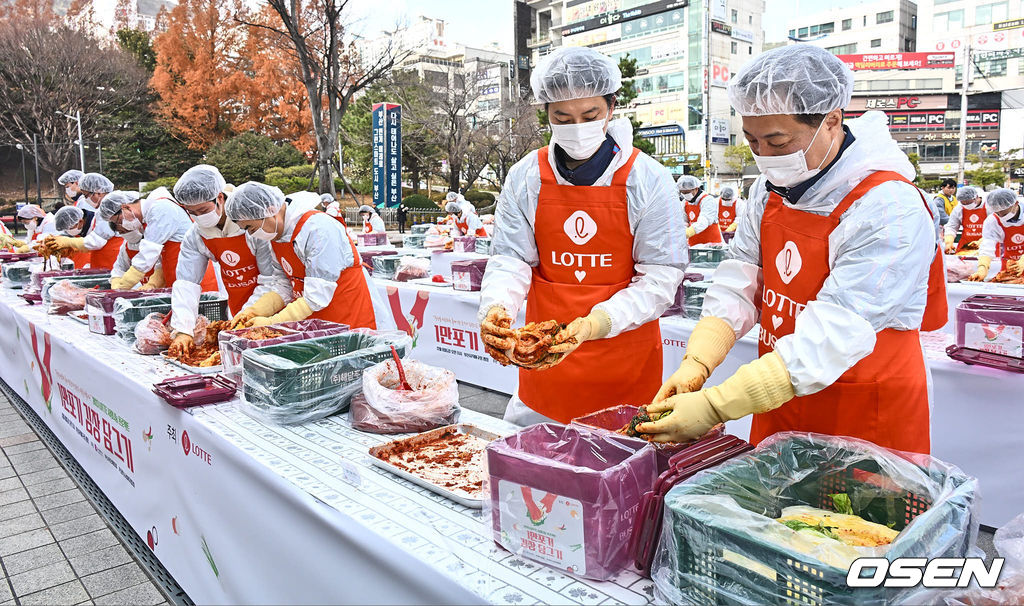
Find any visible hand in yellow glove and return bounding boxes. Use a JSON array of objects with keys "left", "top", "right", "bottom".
[
  {"left": 654, "top": 316, "right": 736, "bottom": 402},
  {"left": 231, "top": 292, "right": 285, "bottom": 329},
  {"left": 167, "top": 333, "right": 193, "bottom": 358},
  {"left": 726, "top": 222, "right": 738, "bottom": 233},
  {"left": 943, "top": 234, "right": 956, "bottom": 255},
  {"left": 139, "top": 266, "right": 164, "bottom": 290},
  {"left": 968, "top": 256, "right": 991, "bottom": 282},
  {"left": 11, "top": 239, "right": 24, "bottom": 248},
  {"left": 538, "top": 310, "right": 612, "bottom": 368},
  {"left": 15, "top": 244, "right": 32, "bottom": 253},
  {"left": 52, "top": 236, "right": 87, "bottom": 252},
  {"left": 1013, "top": 257, "right": 1024, "bottom": 275},
  {"left": 685, "top": 226, "right": 697, "bottom": 239},
  {"left": 110, "top": 266, "right": 146, "bottom": 290},
  {"left": 247, "top": 297, "right": 313, "bottom": 327},
  {"left": 639, "top": 352, "right": 795, "bottom": 443}
]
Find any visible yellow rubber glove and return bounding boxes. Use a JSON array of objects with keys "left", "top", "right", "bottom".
[
  {"left": 140, "top": 266, "right": 165, "bottom": 290},
  {"left": 1013, "top": 257, "right": 1024, "bottom": 274},
  {"left": 654, "top": 316, "right": 736, "bottom": 402},
  {"left": 249, "top": 297, "right": 313, "bottom": 327},
  {"left": 15, "top": 244, "right": 32, "bottom": 253},
  {"left": 11, "top": 239, "right": 25, "bottom": 248},
  {"left": 943, "top": 234, "right": 956, "bottom": 255},
  {"left": 231, "top": 292, "right": 286, "bottom": 328},
  {"left": 543, "top": 310, "right": 612, "bottom": 362},
  {"left": 110, "top": 266, "right": 145, "bottom": 291},
  {"left": 639, "top": 351, "right": 795, "bottom": 443},
  {"left": 686, "top": 226, "right": 697, "bottom": 239},
  {"left": 53, "top": 236, "right": 87, "bottom": 252},
  {"left": 167, "top": 333, "right": 193, "bottom": 358},
  {"left": 726, "top": 222, "right": 738, "bottom": 233},
  {"left": 968, "top": 256, "right": 991, "bottom": 282}
]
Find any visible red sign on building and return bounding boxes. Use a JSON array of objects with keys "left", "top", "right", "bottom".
[{"left": 837, "top": 52, "right": 957, "bottom": 70}]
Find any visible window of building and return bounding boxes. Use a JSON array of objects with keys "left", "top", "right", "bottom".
[
  {"left": 730, "top": 134, "right": 737, "bottom": 146},
  {"left": 863, "top": 15, "right": 867, "bottom": 26},
  {"left": 976, "top": 58, "right": 1008, "bottom": 77},
  {"left": 876, "top": 10, "right": 894, "bottom": 23},
  {"left": 911, "top": 14, "right": 917, "bottom": 28},
  {"left": 975, "top": 2, "right": 1008, "bottom": 25},
  {"left": 789, "top": 28, "right": 796, "bottom": 38},
  {"left": 798, "top": 26, "right": 808, "bottom": 36},
  {"left": 871, "top": 38, "right": 882, "bottom": 47},
  {"left": 934, "top": 10, "right": 965, "bottom": 32},
  {"left": 826, "top": 43, "right": 858, "bottom": 54},
  {"left": 749, "top": 15, "right": 753, "bottom": 24},
  {"left": 731, "top": 8, "right": 738, "bottom": 23},
  {"left": 731, "top": 41, "right": 738, "bottom": 53},
  {"left": 842, "top": 18, "right": 852, "bottom": 30},
  {"left": 748, "top": 45, "right": 752, "bottom": 54}
]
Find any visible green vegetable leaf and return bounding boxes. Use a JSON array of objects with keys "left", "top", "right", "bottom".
[
  {"left": 830, "top": 493, "right": 854, "bottom": 515},
  {"left": 780, "top": 519, "right": 840, "bottom": 541}
]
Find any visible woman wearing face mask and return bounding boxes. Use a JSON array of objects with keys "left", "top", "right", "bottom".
[
  {"left": 717, "top": 187, "right": 744, "bottom": 233},
  {"left": 640, "top": 45, "right": 946, "bottom": 455},
  {"left": 50, "top": 206, "right": 94, "bottom": 268},
  {"left": 57, "top": 170, "right": 86, "bottom": 208},
  {"left": 676, "top": 175, "right": 724, "bottom": 245},
  {"left": 477, "top": 46, "right": 688, "bottom": 425},
  {"left": 943, "top": 186, "right": 987, "bottom": 255},
  {"left": 14, "top": 205, "right": 58, "bottom": 252},
  {"left": 167, "top": 165, "right": 294, "bottom": 356},
  {"left": 969, "top": 188, "right": 1024, "bottom": 281},
  {"left": 97, "top": 187, "right": 199, "bottom": 291},
  {"left": 225, "top": 182, "right": 393, "bottom": 329},
  {"left": 358, "top": 205, "right": 386, "bottom": 234},
  {"left": 108, "top": 220, "right": 162, "bottom": 288},
  {"left": 59, "top": 173, "right": 126, "bottom": 271},
  {"left": 446, "top": 201, "right": 488, "bottom": 237}
]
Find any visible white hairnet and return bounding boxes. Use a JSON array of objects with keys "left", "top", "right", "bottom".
[
  {"left": 445, "top": 192, "right": 459, "bottom": 202},
  {"left": 125, "top": 191, "right": 141, "bottom": 202},
  {"left": 676, "top": 175, "right": 700, "bottom": 191},
  {"left": 358, "top": 205, "right": 375, "bottom": 214},
  {"left": 79, "top": 173, "right": 114, "bottom": 194},
  {"left": 721, "top": 187, "right": 736, "bottom": 200},
  {"left": 957, "top": 186, "right": 979, "bottom": 201},
  {"left": 97, "top": 191, "right": 135, "bottom": 221},
  {"left": 54, "top": 206, "right": 84, "bottom": 231},
  {"left": 17, "top": 204, "right": 44, "bottom": 219},
  {"left": 445, "top": 201, "right": 461, "bottom": 213},
  {"left": 224, "top": 182, "right": 285, "bottom": 221},
  {"left": 173, "top": 164, "right": 226, "bottom": 205},
  {"left": 320, "top": 193, "right": 334, "bottom": 204},
  {"left": 728, "top": 45, "right": 854, "bottom": 116},
  {"left": 987, "top": 188, "right": 1018, "bottom": 212},
  {"left": 530, "top": 46, "right": 622, "bottom": 104},
  {"left": 58, "top": 170, "right": 84, "bottom": 185}
]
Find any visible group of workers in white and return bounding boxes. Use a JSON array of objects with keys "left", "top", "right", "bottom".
[{"left": 7, "top": 43, "right": 1023, "bottom": 449}]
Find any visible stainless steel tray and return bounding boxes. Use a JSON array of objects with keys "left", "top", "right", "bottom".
[
  {"left": 67, "top": 310, "right": 89, "bottom": 324},
  {"left": 368, "top": 424, "right": 500, "bottom": 508},
  {"left": 161, "top": 352, "right": 223, "bottom": 375}
]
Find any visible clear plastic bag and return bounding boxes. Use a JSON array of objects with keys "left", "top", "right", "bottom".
[
  {"left": 48, "top": 280, "right": 98, "bottom": 315},
  {"left": 394, "top": 256, "right": 430, "bottom": 282},
  {"left": 485, "top": 423, "right": 657, "bottom": 581},
  {"left": 945, "top": 254, "right": 977, "bottom": 283},
  {"left": 651, "top": 432, "right": 980, "bottom": 605},
  {"left": 133, "top": 312, "right": 173, "bottom": 355},
  {"left": 350, "top": 359, "right": 460, "bottom": 433}
]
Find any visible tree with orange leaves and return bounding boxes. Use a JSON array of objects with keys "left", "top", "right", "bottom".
[{"left": 150, "top": 0, "right": 248, "bottom": 150}]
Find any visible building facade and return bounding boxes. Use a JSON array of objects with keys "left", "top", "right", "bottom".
[
  {"left": 514, "top": 0, "right": 765, "bottom": 188},
  {"left": 786, "top": 0, "right": 917, "bottom": 55}
]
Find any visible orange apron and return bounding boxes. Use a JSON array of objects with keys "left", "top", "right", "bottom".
[
  {"left": 88, "top": 217, "right": 123, "bottom": 271},
  {"left": 363, "top": 219, "right": 373, "bottom": 233},
  {"left": 455, "top": 217, "right": 488, "bottom": 238},
  {"left": 956, "top": 205, "right": 987, "bottom": 253},
  {"left": 138, "top": 220, "right": 217, "bottom": 290},
  {"left": 749, "top": 171, "right": 944, "bottom": 454},
  {"left": 717, "top": 201, "right": 737, "bottom": 232},
  {"left": 518, "top": 147, "right": 663, "bottom": 422},
  {"left": 1001, "top": 221, "right": 1024, "bottom": 261},
  {"left": 201, "top": 234, "right": 259, "bottom": 315},
  {"left": 271, "top": 210, "right": 377, "bottom": 329},
  {"left": 685, "top": 193, "right": 724, "bottom": 245}
]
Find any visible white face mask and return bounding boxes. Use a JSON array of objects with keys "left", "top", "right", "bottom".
[
  {"left": 961, "top": 199, "right": 981, "bottom": 209},
  {"left": 681, "top": 192, "right": 695, "bottom": 202},
  {"left": 752, "top": 118, "right": 835, "bottom": 188},
  {"left": 251, "top": 217, "right": 277, "bottom": 241},
  {"left": 65, "top": 187, "right": 75, "bottom": 198},
  {"left": 121, "top": 208, "right": 142, "bottom": 232},
  {"left": 122, "top": 229, "right": 143, "bottom": 245},
  {"left": 67, "top": 225, "right": 82, "bottom": 236},
  {"left": 194, "top": 208, "right": 221, "bottom": 229},
  {"left": 997, "top": 205, "right": 1021, "bottom": 226},
  {"left": 550, "top": 115, "right": 610, "bottom": 161},
  {"left": 26, "top": 219, "right": 38, "bottom": 231}
]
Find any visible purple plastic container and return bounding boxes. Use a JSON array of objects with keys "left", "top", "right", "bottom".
[
  {"left": 948, "top": 294, "right": 1024, "bottom": 373},
  {"left": 360, "top": 250, "right": 397, "bottom": 274},
  {"left": 662, "top": 272, "right": 706, "bottom": 317},
  {"left": 84, "top": 290, "right": 171, "bottom": 335},
  {"left": 487, "top": 424, "right": 657, "bottom": 580},
  {"left": 357, "top": 233, "right": 389, "bottom": 247},
  {"left": 453, "top": 236, "right": 476, "bottom": 253},
  {"left": 30, "top": 268, "right": 108, "bottom": 293},
  {"left": 451, "top": 258, "right": 488, "bottom": 291}
]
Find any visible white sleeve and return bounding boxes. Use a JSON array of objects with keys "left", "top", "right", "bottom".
[
  {"left": 170, "top": 280, "right": 202, "bottom": 336},
  {"left": 944, "top": 204, "right": 963, "bottom": 239},
  {"left": 467, "top": 212, "right": 484, "bottom": 234},
  {"left": 478, "top": 157, "right": 537, "bottom": 322},
  {"left": 295, "top": 214, "right": 352, "bottom": 311},
  {"left": 371, "top": 215, "right": 386, "bottom": 233},
  {"left": 701, "top": 188, "right": 765, "bottom": 337},
  {"left": 111, "top": 242, "right": 131, "bottom": 279},
  {"left": 693, "top": 194, "right": 718, "bottom": 234},
  {"left": 592, "top": 158, "right": 687, "bottom": 337},
  {"left": 174, "top": 227, "right": 213, "bottom": 285},
  {"left": 131, "top": 238, "right": 164, "bottom": 273},
  {"left": 242, "top": 238, "right": 294, "bottom": 308},
  {"left": 978, "top": 216, "right": 1002, "bottom": 259}
]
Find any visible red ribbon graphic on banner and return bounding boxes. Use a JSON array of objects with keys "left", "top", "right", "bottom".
[{"left": 28, "top": 323, "right": 53, "bottom": 411}]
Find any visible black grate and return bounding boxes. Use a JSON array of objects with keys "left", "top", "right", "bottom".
[{"left": 0, "top": 379, "right": 193, "bottom": 606}]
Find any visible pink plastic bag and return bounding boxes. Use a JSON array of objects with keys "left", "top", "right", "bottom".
[{"left": 486, "top": 424, "right": 657, "bottom": 580}]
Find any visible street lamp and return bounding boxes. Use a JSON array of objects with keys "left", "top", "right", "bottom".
[
  {"left": 55, "top": 110, "right": 86, "bottom": 171},
  {"left": 14, "top": 144, "right": 27, "bottom": 204}
]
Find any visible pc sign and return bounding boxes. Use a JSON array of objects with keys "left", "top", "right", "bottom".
[{"left": 847, "top": 557, "right": 1004, "bottom": 589}]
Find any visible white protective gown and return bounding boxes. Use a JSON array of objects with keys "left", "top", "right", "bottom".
[
  {"left": 363, "top": 213, "right": 386, "bottom": 234},
  {"left": 943, "top": 201, "right": 986, "bottom": 240},
  {"left": 978, "top": 210, "right": 1024, "bottom": 260},
  {"left": 687, "top": 191, "right": 720, "bottom": 236},
  {"left": 83, "top": 210, "right": 117, "bottom": 251},
  {"left": 123, "top": 187, "right": 193, "bottom": 275},
  {"left": 702, "top": 111, "right": 938, "bottom": 397},
  {"left": 169, "top": 216, "right": 294, "bottom": 337},
  {"left": 26, "top": 214, "right": 58, "bottom": 242},
  {"left": 479, "top": 117, "right": 688, "bottom": 424},
  {"left": 275, "top": 201, "right": 396, "bottom": 331}
]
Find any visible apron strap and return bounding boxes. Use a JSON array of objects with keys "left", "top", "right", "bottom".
[
  {"left": 537, "top": 146, "right": 641, "bottom": 186},
  {"left": 828, "top": 170, "right": 922, "bottom": 219},
  {"left": 611, "top": 148, "right": 641, "bottom": 186},
  {"left": 291, "top": 210, "right": 319, "bottom": 245}
]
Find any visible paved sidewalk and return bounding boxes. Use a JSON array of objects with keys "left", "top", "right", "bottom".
[{"left": 0, "top": 391, "right": 168, "bottom": 606}]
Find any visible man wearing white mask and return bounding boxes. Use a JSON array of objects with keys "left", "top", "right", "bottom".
[
  {"left": 478, "top": 46, "right": 687, "bottom": 425},
  {"left": 969, "top": 188, "right": 1024, "bottom": 281},
  {"left": 51, "top": 206, "right": 94, "bottom": 267},
  {"left": 167, "top": 165, "right": 293, "bottom": 356},
  {"left": 640, "top": 45, "right": 946, "bottom": 454},
  {"left": 57, "top": 170, "right": 86, "bottom": 208},
  {"left": 62, "top": 173, "right": 125, "bottom": 270},
  {"left": 676, "top": 175, "right": 723, "bottom": 244},
  {"left": 717, "top": 187, "right": 745, "bottom": 233},
  {"left": 943, "top": 186, "right": 987, "bottom": 254}
]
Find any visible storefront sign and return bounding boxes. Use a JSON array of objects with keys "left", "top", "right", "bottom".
[
  {"left": 711, "top": 20, "right": 731, "bottom": 35},
  {"left": 560, "top": 0, "right": 688, "bottom": 35},
  {"left": 837, "top": 52, "right": 956, "bottom": 70},
  {"left": 731, "top": 27, "right": 754, "bottom": 43},
  {"left": 637, "top": 123, "right": 686, "bottom": 138},
  {"left": 975, "top": 47, "right": 1024, "bottom": 60},
  {"left": 848, "top": 95, "right": 948, "bottom": 110},
  {"left": 846, "top": 109, "right": 1000, "bottom": 129},
  {"left": 993, "top": 18, "right": 1024, "bottom": 32},
  {"left": 711, "top": 118, "right": 729, "bottom": 145},
  {"left": 710, "top": 63, "right": 730, "bottom": 88}
]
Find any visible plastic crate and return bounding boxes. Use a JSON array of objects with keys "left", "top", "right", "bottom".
[
  {"left": 42, "top": 275, "right": 111, "bottom": 308},
  {"left": 403, "top": 234, "right": 427, "bottom": 249},
  {"left": 453, "top": 236, "right": 476, "bottom": 253},
  {"left": 652, "top": 433, "right": 979, "bottom": 605},
  {"left": 85, "top": 290, "right": 171, "bottom": 335},
  {"left": 663, "top": 272, "right": 706, "bottom": 317},
  {"left": 689, "top": 245, "right": 728, "bottom": 266},
  {"left": 948, "top": 294, "right": 1024, "bottom": 371},
  {"left": 113, "top": 294, "right": 228, "bottom": 344},
  {"left": 0, "top": 252, "right": 39, "bottom": 264},
  {"left": 2, "top": 261, "right": 39, "bottom": 288},
  {"left": 451, "top": 258, "right": 488, "bottom": 291},
  {"left": 685, "top": 280, "right": 711, "bottom": 309},
  {"left": 373, "top": 254, "right": 416, "bottom": 280},
  {"left": 240, "top": 329, "right": 411, "bottom": 425},
  {"left": 218, "top": 320, "right": 350, "bottom": 383},
  {"left": 29, "top": 268, "right": 108, "bottom": 293},
  {"left": 410, "top": 224, "right": 432, "bottom": 235},
  {"left": 475, "top": 237, "right": 493, "bottom": 255},
  {"left": 360, "top": 250, "right": 397, "bottom": 274}
]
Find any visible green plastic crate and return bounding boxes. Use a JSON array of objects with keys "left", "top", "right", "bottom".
[
  {"left": 652, "top": 434, "right": 978, "bottom": 606},
  {"left": 2, "top": 262, "right": 36, "bottom": 288},
  {"left": 411, "top": 224, "right": 432, "bottom": 235},
  {"left": 475, "top": 237, "right": 493, "bottom": 255},
  {"left": 403, "top": 234, "right": 427, "bottom": 249},
  {"left": 113, "top": 294, "right": 228, "bottom": 344},
  {"left": 689, "top": 245, "right": 729, "bottom": 266},
  {"left": 240, "top": 330, "right": 411, "bottom": 425}
]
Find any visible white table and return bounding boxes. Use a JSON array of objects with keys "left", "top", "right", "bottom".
[{"left": 0, "top": 288, "right": 654, "bottom": 605}]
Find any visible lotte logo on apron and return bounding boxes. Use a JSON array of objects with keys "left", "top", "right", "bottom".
[
  {"left": 1013, "top": 234, "right": 1024, "bottom": 245},
  {"left": 220, "top": 250, "right": 240, "bottom": 267},
  {"left": 280, "top": 257, "right": 294, "bottom": 276},
  {"left": 563, "top": 210, "right": 597, "bottom": 246},
  {"left": 775, "top": 241, "right": 802, "bottom": 285},
  {"left": 969, "top": 214, "right": 980, "bottom": 223}
]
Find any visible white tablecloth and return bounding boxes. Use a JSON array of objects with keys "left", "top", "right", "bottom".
[
  {"left": 372, "top": 279, "right": 1024, "bottom": 528},
  {"left": 0, "top": 288, "right": 653, "bottom": 605}
]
